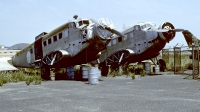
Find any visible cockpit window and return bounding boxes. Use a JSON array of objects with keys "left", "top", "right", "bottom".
[
  {"left": 146, "top": 24, "right": 150, "bottom": 27},
  {"left": 141, "top": 25, "right": 144, "bottom": 29},
  {"left": 83, "top": 20, "right": 89, "bottom": 25},
  {"left": 78, "top": 20, "right": 89, "bottom": 26},
  {"left": 140, "top": 24, "right": 153, "bottom": 29},
  {"left": 134, "top": 25, "right": 141, "bottom": 30},
  {"left": 78, "top": 21, "right": 82, "bottom": 26}
]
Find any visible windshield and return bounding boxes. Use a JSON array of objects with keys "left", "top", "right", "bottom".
[
  {"left": 141, "top": 25, "right": 146, "bottom": 29},
  {"left": 78, "top": 20, "right": 89, "bottom": 26}
]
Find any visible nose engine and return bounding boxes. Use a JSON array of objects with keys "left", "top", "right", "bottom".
[
  {"left": 87, "top": 18, "right": 125, "bottom": 51},
  {"left": 158, "top": 22, "right": 176, "bottom": 42}
]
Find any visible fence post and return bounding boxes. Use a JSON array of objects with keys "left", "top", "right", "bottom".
[{"left": 174, "top": 47, "right": 181, "bottom": 74}]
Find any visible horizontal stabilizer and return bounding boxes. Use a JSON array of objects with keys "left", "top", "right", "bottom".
[
  {"left": 182, "top": 30, "right": 199, "bottom": 47},
  {"left": 0, "top": 57, "right": 18, "bottom": 71}
]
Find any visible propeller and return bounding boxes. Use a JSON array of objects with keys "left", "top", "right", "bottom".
[
  {"left": 155, "top": 29, "right": 169, "bottom": 32},
  {"left": 156, "top": 28, "right": 185, "bottom": 32},
  {"left": 90, "top": 19, "right": 125, "bottom": 38},
  {"left": 173, "top": 29, "right": 185, "bottom": 32}
]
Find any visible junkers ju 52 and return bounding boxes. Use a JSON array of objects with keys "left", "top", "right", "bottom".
[
  {"left": 97, "top": 22, "right": 184, "bottom": 75},
  {"left": 12, "top": 15, "right": 124, "bottom": 80}
]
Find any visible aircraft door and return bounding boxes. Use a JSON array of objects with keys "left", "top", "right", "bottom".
[
  {"left": 68, "top": 22, "right": 83, "bottom": 54},
  {"left": 34, "top": 38, "right": 43, "bottom": 60}
]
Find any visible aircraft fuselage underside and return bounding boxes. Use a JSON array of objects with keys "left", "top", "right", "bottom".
[{"left": 103, "top": 38, "right": 166, "bottom": 65}]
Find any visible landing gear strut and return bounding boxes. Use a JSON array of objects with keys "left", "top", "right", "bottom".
[
  {"left": 41, "top": 65, "right": 50, "bottom": 80},
  {"left": 99, "top": 62, "right": 109, "bottom": 76}
]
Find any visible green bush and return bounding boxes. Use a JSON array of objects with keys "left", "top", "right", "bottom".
[
  {"left": 0, "top": 80, "right": 3, "bottom": 86},
  {"left": 131, "top": 74, "right": 135, "bottom": 79},
  {"left": 25, "top": 76, "right": 32, "bottom": 85},
  {"left": 0, "top": 71, "right": 42, "bottom": 86}
]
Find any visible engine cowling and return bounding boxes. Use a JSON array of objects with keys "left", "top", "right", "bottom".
[{"left": 158, "top": 22, "right": 176, "bottom": 42}]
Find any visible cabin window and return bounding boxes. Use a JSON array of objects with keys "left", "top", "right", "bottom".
[
  {"left": 53, "top": 35, "right": 57, "bottom": 42},
  {"left": 48, "top": 38, "right": 52, "bottom": 44},
  {"left": 43, "top": 41, "right": 47, "bottom": 46},
  {"left": 59, "top": 33, "right": 62, "bottom": 39},
  {"left": 126, "top": 32, "right": 133, "bottom": 38},
  {"left": 64, "top": 29, "right": 68, "bottom": 37},
  {"left": 30, "top": 48, "right": 33, "bottom": 54},
  {"left": 118, "top": 37, "right": 122, "bottom": 42},
  {"left": 82, "top": 41, "right": 86, "bottom": 44}
]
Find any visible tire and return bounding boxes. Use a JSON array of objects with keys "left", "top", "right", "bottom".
[
  {"left": 41, "top": 66, "right": 50, "bottom": 80},
  {"left": 158, "top": 59, "right": 166, "bottom": 72}
]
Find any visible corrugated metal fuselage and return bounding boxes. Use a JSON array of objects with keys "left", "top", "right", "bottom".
[
  {"left": 99, "top": 29, "right": 167, "bottom": 64},
  {"left": 12, "top": 22, "right": 105, "bottom": 68}
]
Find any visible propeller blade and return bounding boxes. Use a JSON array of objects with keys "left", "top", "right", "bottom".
[
  {"left": 90, "top": 18, "right": 104, "bottom": 27},
  {"left": 173, "top": 29, "right": 184, "bottom": 32},
  {"left": 155, "top": 29, "right": 169, "bottom": 32},
  {"left": 113, "top": 29, "right": 126, "bottom": 38},
  {"left": 105, "top": 27, "right": 125, "bottom": 38},
  {"left": 156, "top": 29, "right": 184, "bottom": 32},
  {"left": 90, "top": 18, "right": 125, "bottom": 38}
]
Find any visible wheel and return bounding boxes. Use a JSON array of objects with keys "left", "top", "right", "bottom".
[
  {"left": 41, "top": 66, "right": 50, "bottom": 80},
  {"left": 158, "top": 59, "right": 166, "bottom": 72},
  {"left": 101, "top": 66, "right": 109, "bottom": 76}
]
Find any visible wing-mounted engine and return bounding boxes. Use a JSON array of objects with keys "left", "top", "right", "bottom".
[
  {"left": 104, "top": 49, "right": 135, "bottom": 65},
  {"left": 42, "top": 50, "right": 70, "bottom": 66},
  {"left": 158, "top": 22, "right": 176, "bottom": 42}
]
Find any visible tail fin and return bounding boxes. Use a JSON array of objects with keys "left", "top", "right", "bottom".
[{"left": 182, "top": 30, "right": 199, "bottom": 46}]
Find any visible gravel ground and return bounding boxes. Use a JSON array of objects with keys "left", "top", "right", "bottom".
[{"left": 0, "top": 73, "right": 200, "bottom": 112}]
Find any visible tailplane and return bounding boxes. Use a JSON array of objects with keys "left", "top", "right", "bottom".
[{"left": 182, "top": 30, "right": 199, "bottom": 46}]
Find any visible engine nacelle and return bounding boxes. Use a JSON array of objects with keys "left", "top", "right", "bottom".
[{"left": 158, "top": 22, "right": 176, "bottom": 42}]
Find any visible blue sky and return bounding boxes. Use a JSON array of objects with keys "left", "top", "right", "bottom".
[{"left": 0, "top": 0, "right": 199, "bottom": 48}]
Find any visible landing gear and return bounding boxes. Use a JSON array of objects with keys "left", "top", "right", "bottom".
[
  {"left": 41, "top": 66, "right": 50, "bottom": 80},
  {"left": 158, "top": 59, "right": 166, "bottom": 72},
  {"left": 99, "top": 63, "right": 109, "bottom": 76},
  {"left": 151, "top": 58, "right": 166, "bottom": 72},
  {"left": 110, "top": 62, "right": 120, "bottom": 71}
]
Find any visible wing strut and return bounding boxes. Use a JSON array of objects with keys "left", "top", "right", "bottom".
[
  {"left": 50, "top": 54, "right": 57, "bottom": 65},
  {"left": 119, "top": 53, "right": 124, "bottom": 64}
]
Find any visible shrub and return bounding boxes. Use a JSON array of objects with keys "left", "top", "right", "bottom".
[
  {"left": 134, "top": 66, "right": 146, "bottom": 77},
  {"left": 0, "top": 71, "right": 42, "bottom": 86},
  {"left": 33, "top": 75, "right": 42, "bottom": 85},
  {"left": 25, "top": 76, "right": 31, "bottom": 85},
  {"left": 0, "top": 80, "right": 3, "bottom": 86},
  {"left": 131, "top": 74, "right": 135, "bottom": 79}
]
